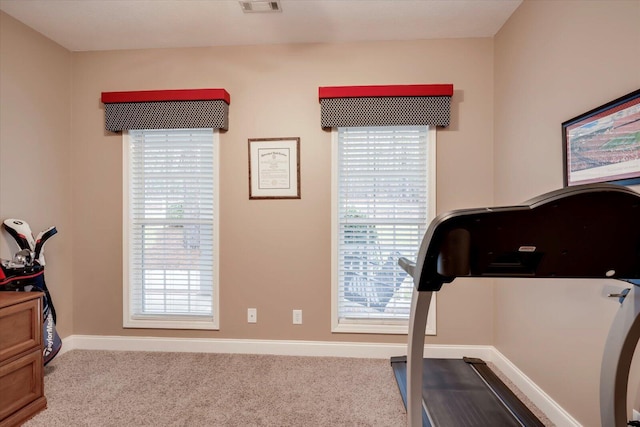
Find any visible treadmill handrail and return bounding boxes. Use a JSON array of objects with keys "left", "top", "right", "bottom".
[{"left": 398, "top": 257, "right": 415, "bottom": 277}]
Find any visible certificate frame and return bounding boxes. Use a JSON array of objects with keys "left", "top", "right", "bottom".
[
  {"left": 562, "top": 89, "right": 640, "bottom": 187},
  {"left": 248, "top": 137, "right": 301, "bottom": 199}
]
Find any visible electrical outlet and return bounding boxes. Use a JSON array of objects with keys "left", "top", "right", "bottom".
[
  {"left": 293, "top": 309, "right": 302, "bottom": 324},
  {"left": 248, "top": 308, "right": 257, "bottom": 323}
]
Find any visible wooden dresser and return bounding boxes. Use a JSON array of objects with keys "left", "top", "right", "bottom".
[{"left": 0, "top": 292, "right": 47, "bottom": 427}]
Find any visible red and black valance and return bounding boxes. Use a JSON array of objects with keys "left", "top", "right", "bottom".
[
  {"left": 318, "top": 84, "right": 453, "bottom": 129},
  {"left": 101, "top": 89, "right": 231, "bottom": 132}
]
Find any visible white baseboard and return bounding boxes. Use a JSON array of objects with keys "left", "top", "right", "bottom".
[
  {"left": 62, "top": 334, "right": 493, "bottom": 360},
  {"left": 60, "top": 334, "right": 577, "bottom": 426},
  {"left": 490, "top": 349, "right": 581, "bottom": 427}
]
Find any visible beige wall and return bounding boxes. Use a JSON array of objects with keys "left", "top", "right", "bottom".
[
  {"left": 1, "top": 9, "right": 496, "bottom": 348},
  {"left": 4, "top": 0, "right": 638, "bottom": 423},
  {"left": 70, "top": 39, "right": 496, "bottom": 344},
  {"left": 494, "top": 0, "right": 640, "bottom": 424},
  {"left": 0, "top": 12, "right": 74, "bottom": 337}
]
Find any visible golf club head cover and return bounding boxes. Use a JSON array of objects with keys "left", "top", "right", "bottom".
[
  {"left": 3, "top": 219, "right": 35, "bottom": 251},
  {"left": 34, "top": 226, "right": 57, "bottom": 266}
]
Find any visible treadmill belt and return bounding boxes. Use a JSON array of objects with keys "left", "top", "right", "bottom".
[{"left": 391, "top": 357, "right": 544, "bottom": 427}]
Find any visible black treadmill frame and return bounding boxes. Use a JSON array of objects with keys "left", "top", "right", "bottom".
[{"left": 393, "top": 183, "right": 640, "bottom": 427}]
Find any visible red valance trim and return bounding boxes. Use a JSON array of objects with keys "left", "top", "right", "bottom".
[
  {"left": 318, "top": 84, "right": 453, "bottom": 101},
  {"left": 101, "top": 89, "right": 230, "bottom": 105}
]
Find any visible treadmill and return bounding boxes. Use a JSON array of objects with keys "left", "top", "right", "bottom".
[{"left": 390, "top": 183, "right": 640, "bottom": 427}]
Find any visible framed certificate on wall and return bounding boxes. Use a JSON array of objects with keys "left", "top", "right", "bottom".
[{"left": 248, "top": 137, "right": 301, "bottom": 199}]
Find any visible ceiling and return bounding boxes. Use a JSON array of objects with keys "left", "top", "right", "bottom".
[{"left": 0, "top": 0, "right": 522, "bottom": 52}]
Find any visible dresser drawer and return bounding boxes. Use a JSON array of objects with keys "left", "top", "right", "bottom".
[
  {"left": 0, "top": 296, "right": 42, "bottom": 363},
  {"left": 0, "top": 348, "right": 44, "bottom": 421}
]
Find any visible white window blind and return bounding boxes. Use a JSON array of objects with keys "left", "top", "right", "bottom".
[
  {"left": 333, "top": 126, "right": 435, "bottom": 333},
  {"left": 123, "top": 128, "right": 219, "bottom": 330}
]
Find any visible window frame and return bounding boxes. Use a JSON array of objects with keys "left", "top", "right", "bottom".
[
  {"left": 331, "top": 126, "right": 437, "bottom": 335},
  {"left": 122, "top": 128, "right": 220, "bottom": 330}
]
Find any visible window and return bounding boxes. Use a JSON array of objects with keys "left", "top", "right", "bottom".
[
  {"left": 123, "top": 128, "right": 219, "bottom": 330},
  {"left": 332, "top": 126, "right": 436, "bottom": 334}
]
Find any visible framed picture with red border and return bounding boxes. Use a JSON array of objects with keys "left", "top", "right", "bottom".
[{"left": 562, "top": 89, "right": 640, "bottom": 187}]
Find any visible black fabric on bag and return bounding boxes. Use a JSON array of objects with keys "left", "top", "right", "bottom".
[{"left": 0, "top": 264, "right": 62, "bottom": 365}]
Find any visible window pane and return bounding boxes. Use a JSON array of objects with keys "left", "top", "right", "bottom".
[
  {"left": 127, "top": 128, "right": 217, "bottom": 322},
  {"left": 336, "top": 126, "right": 430, "bottom": 323}
]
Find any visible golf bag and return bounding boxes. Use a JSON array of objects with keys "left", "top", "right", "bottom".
[{"left": 1, "top": 219, "right": 61, "bottom": 365}]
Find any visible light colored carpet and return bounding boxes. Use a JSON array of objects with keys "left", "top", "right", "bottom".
[
  {"left": 23, "top": 350, "right": 553, "bottom": 427},
  {"left": 24, "top": 350, "right": 407, "bottom": 426}
]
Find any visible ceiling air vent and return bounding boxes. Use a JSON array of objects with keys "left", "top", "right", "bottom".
[{"left": 239, "top": 1, "right": 282, "bottom": 13}]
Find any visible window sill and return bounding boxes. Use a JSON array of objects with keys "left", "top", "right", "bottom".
[
  {"left": 332, "top": 321, "right": 436, "bottom": 335},
  {"left": 124, "top": 316, "right": 218, "bottom": 330}
]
